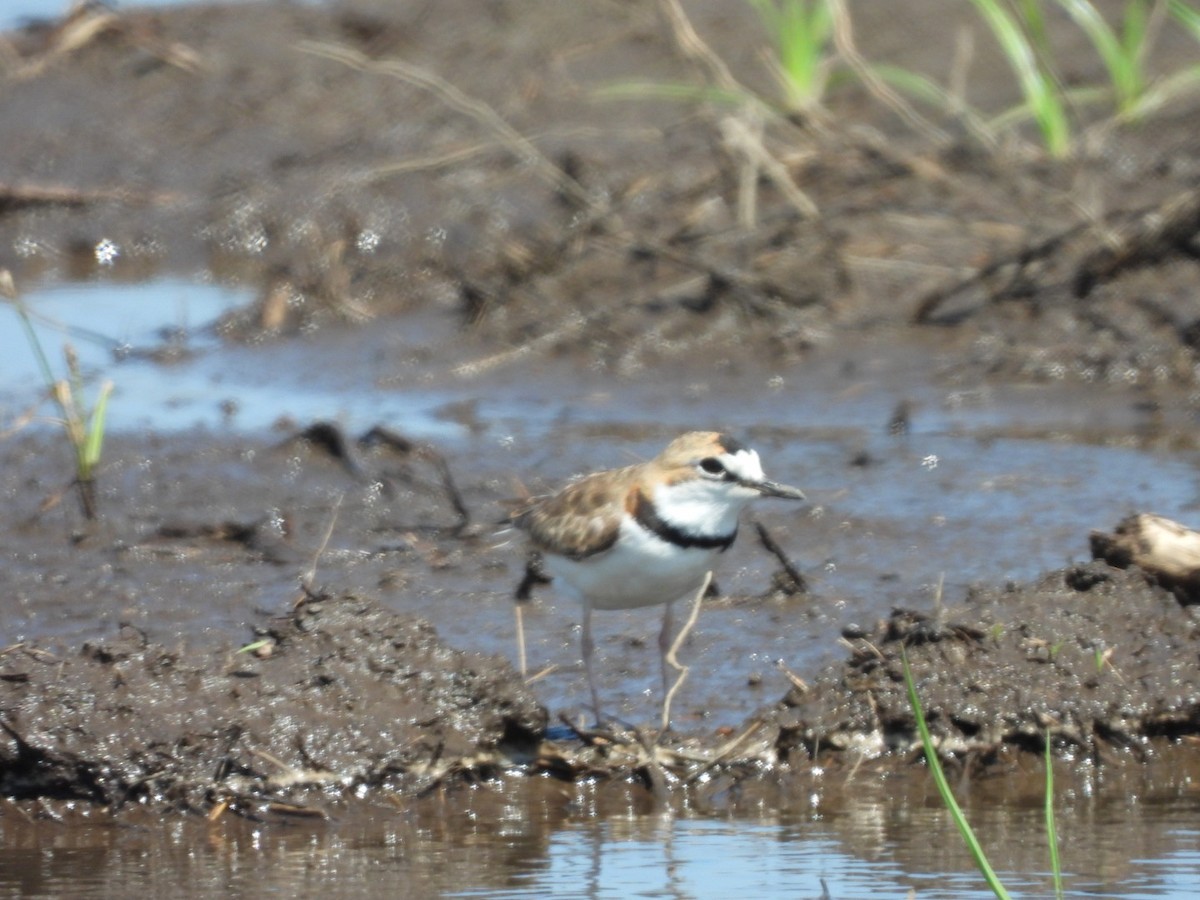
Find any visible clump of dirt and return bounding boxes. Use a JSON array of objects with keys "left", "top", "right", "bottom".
[
  {"left": 0, "top": 594, "right": 545, "bottom": 812},
  {"left": 768, "top": 562, "right": 1200, "bottom": 765}
]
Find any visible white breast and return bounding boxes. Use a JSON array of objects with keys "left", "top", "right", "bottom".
[{"left": 544, "top": 516, "right": 721, "bottom": 611}]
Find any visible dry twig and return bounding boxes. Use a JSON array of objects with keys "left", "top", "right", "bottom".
[
  {"left": 753, "top": 519, "right": 808, "bottom": 592},
  {"left": 298, "top": 41, "right": 601, "bottom": 217}
]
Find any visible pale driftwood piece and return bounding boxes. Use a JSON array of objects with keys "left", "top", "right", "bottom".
[{"left": 1090, "top": 513, "right": 1200, "bottom": 603}]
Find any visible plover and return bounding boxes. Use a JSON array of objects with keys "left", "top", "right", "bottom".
[{"left": 511, "top": 431, "right": 805, "bottom": 726}]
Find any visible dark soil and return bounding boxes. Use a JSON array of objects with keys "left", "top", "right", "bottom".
[
  {"left": 4, "top": 0, "right": 1200, "bottom": 815},
  {"left": 770, "top": 563, "right": 1200, "bottom": 764},
  {"left": 0, "top": 592, "right": 544, "bottom": 809}
]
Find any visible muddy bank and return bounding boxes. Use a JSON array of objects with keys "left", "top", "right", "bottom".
[
  {"left": 1, "top": 1, "right": 1200, "bottom": 391},
  {"left": 3, "top": 418, "right": 1200, "bottom": 813},
  {"left": 0, "top": 592, "right": 543, "bottom": 811},
  {"left": 4, "top": 551, "right": 1200, "bottom": 815},
  {"left": 770, "top": 563, "right": 1200, "bottom": 765}
]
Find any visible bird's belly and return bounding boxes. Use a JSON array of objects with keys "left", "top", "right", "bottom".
[{"left": 545, "top": 537, "right": 718, "bottom": 611}]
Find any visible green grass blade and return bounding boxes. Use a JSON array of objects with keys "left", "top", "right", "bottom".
[
  {"left": 968, "top": 0, "right": 1072, "bottom": 156},
  {"left": 872, "top": 63, "right": 956, "bottom": 106},
  {"left": 872, "top": 64, "right": 999, "bottom": 147},
  {"left": 595, "top": 79, "right": 749, "bottom": 107},
  {"left": 749, "top": 0, "right": 833, "bottom": 109},
  {"left": 1019, "top": 0, "right": 1055, "bottom": 64},
  {"left": 1123, "top": 0, "right": 1149, "bottom": 59},
  {"left": 1170, "top": 0, "right": 1200, "bottom": 41},
  {"left": 1121, "top": 63, "right": 1200, "bottom": 118},
  {"left": 1045, "top": 730, "right": 1065, "bottom": 899},
  {"left": 12, "top": 299, "right": 58, "bottom": 391},
  {"left": 1055, "top": 0, "right": 1143, "bottom": 113},
  {"left": 902, "top": 649, "right": 1013, "bottom": 900},
  {"left": 82, "top": 380, "right": 112, "bottom": 475}
]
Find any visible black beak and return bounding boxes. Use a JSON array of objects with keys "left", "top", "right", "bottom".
[{"left": 753, "top": 479, "right": 806, "bottom": 501}]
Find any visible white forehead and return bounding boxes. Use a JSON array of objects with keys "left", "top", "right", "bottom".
[{"left": 720, "top": 447, "right": 765, "bottom": 482}]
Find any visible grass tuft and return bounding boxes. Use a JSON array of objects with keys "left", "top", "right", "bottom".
[
  {"left": 6, "top": 275, "right": 112, "bottom": 521},
  {"left": 611, "top": 0, "right": 1200, "bottom": 162},
  {"left": 968, "top": 0, "right": 1072, "bottom": 156}
]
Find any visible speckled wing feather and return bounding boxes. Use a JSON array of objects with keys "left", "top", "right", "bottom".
[{"left": 510, "top": 465, "right": 637, "bottom": 561}]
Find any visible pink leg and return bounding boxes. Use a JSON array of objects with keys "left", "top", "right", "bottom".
[
  {"left": 581, "top": 601, "right": 603, "bottom": 723},
  {"left": 657, "top": 601, "right": 675, "bottom": 700}
]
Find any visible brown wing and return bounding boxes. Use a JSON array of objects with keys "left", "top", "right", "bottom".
[{"left": 510, "top": 466, "right": 635, "bottom": 561}]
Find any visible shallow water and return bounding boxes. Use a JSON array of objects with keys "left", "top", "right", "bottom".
[
  {"left": 3, "top": 769, "right": 1199, "bottom": 898},
  {"left": 4, "top": 276, "right": 1200, "bottom": 898},
  {"left": 2, "top": 278, "right": 248, "bottom": 430},
  {"left": 1, "top": 278, "right": 477, "bottom": 435}
]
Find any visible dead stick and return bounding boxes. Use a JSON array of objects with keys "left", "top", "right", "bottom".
[
  {"left": 300, "top": 493, "right": 343, "bottom": 595},
  {"left": 419, "top": 449, "right": 470, "bottom": 529},
  {"left": 298, "top": 41, "right": 600, "bottom": 215},
  {"left": 686, "top": 718, "right": 765, "bottom": 783},
  {"left": 753, "top": 520, "right": 807, "bottom": 592},
  {"left": 0, "top": 180, "right": 181, "bottom": 208}
]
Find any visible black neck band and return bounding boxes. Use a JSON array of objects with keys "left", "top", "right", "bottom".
[{"left": 633, "top": 496, "right": 736, "bottom": 552}]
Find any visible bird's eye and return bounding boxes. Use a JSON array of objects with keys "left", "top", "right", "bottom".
[{"left": 698, "top": 457, "right": 724, "bottom": 475}]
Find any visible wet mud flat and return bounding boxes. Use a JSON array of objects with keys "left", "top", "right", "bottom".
[
  {"left": 2, "top": 0, "right": 1200, "bottom": 834},
  {"left": 3, "top": 555, "right": 1200, "bottom": 820},
  {"left": 3, "top": 423, "right": 1200, "bottom": 820}
]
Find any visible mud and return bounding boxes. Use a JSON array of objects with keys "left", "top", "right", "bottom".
[
  {"left": 0, "top": 592, "right": 544, "bottom": 808},
  {"left": 771, "top": 563, "right": 1200, "bottom": 763},
  {"left": 3, "top": 0, "right": 1200, "bottom": 819}
]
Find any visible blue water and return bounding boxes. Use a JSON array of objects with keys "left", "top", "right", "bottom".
[
  {"left": 1, "top": 0, "right": 233, "bottom": 32},
  {"left": 0, "top": 278, "right": 467, "bottom": 436}
]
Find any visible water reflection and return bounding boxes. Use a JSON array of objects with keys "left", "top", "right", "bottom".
[{"left": 2, "top": 775, "right": 1198, "bottom": 898}]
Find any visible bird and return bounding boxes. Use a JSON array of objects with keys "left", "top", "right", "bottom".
[{"left": 509, "top": 431, "right": 805, "bottom": 727}]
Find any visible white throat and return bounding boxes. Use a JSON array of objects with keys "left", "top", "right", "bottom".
[{"left": 650, "top": 476, "right": 751, "bottom": 537}]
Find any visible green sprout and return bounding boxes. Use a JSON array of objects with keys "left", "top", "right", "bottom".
[
  {"left": 1172, "top": 0, "right": 1200, "bottom": 39},
  {"left": 749, "top": 0, "right": 835, "bottom": 112},
  {"left": 1056, "top": 0, "right": 1153, "bottom": 118},
  {"left": 903, "top": 651, "right": 1070, "bottom": 897},
  {"left": 1045, "top": 730, "right": 1065, "bottom": 899},
  {"left": 1132, "top": 1, "right": 1200, "bottom": 117},
  {"left": 7, "top": 276, "right": 112, "bottom": 521}
]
